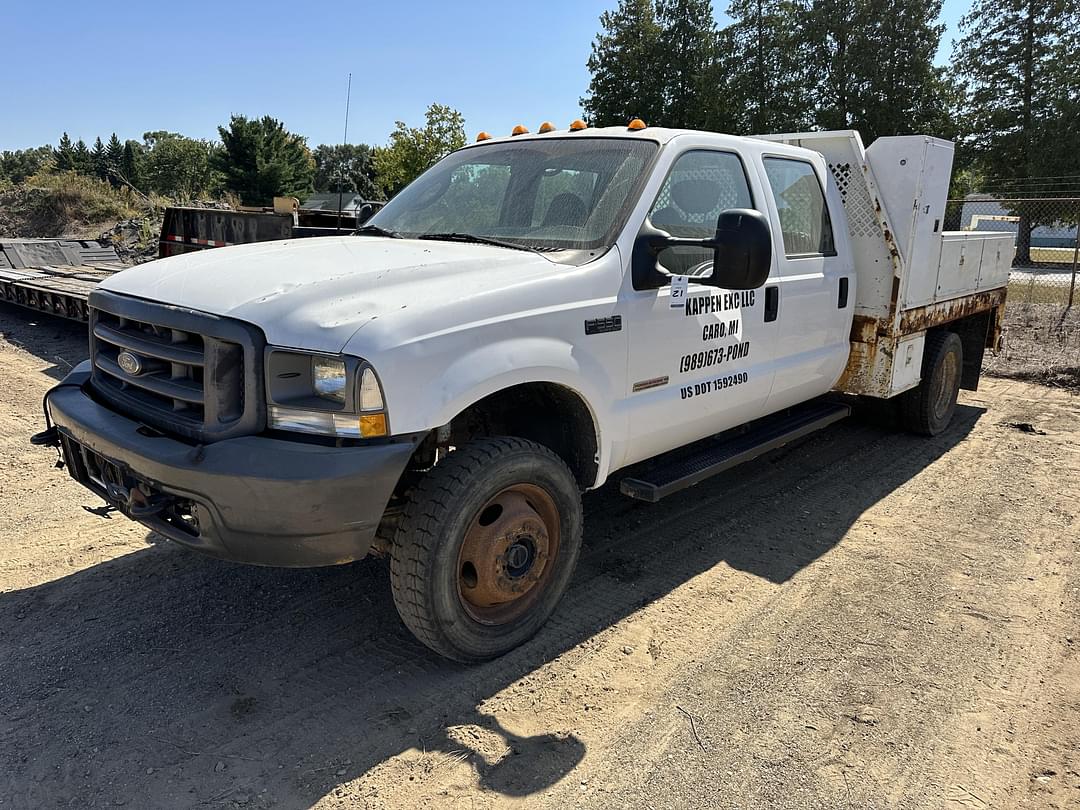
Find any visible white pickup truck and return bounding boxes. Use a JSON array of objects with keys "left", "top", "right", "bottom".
[{"left": 36, "top": 123, "right": 1011, "bottom": 661}]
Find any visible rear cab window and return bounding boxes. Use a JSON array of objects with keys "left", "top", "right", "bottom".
[{"left": 762, "top": 157, "right": 836, "bottom": 257}]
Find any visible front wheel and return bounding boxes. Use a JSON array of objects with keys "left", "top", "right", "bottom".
[
  {"left": 901, "top": 330, "right": 963, "bottom": 436},
  {"left": 389, "top": 437, "right": 583, "bottom": 662}
]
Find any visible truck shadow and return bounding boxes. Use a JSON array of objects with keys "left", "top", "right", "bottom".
[
  {"left": 0, "top": 401, "right": 983, "bottom": 809},
  {"left": 0, "top": 303, "right": 89, "bottom": 381}
]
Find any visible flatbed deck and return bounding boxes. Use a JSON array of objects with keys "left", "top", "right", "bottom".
[{"left": 0, "top": 239, "right": 124, "bottom": 322}]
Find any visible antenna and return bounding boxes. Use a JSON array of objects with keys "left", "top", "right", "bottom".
[{"left": 337, "top": 72, "right": 353, "bottom": 233}]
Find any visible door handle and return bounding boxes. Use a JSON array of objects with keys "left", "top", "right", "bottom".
[{"left": 764, "top": 285, "right": 779, "bottom": 322}]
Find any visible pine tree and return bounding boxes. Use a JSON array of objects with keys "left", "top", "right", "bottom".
[
  {"left": 72, "top": 139, "right": 92, "bottom": 174},
  {"left": 91, "top": 136, "right": 107, "bottom": 180},
  {"left": 120, "top": 140, "right": 142, "bottom": 189},
  {"left": 213, "top": 115, "right": 315, "bottom": 205},
  {"left": 804, "top": 0, "right": 951, "bottom": 142},
  {"left": 581, "top": 0, "right": 666, "bottom": 127},
  {"left": 105, "top": 133, "right": 124, "bottom": 184},
  {"left": 717, "top": 0, "right": 814, "bottom": 134},
  {"left": 857, "top": 0, "right": 949, "bottom": 141},
  {"left": 655, "top": 0, "right": 717, "bottom": 128},
  {"left": 952, "top": 0, "right": 1080, "bottom": 260},
  {"left": 56, "top": 132, "right": 75, "bottom": 171}
]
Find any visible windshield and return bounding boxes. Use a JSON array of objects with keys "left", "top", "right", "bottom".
[{"left": 365, "top": 137, "right": 659, "bottom": 252}]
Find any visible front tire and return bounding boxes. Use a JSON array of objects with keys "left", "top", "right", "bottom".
[
  {"left": 389, "top": 437, "right": 583, "bottom": 663},
  {"left": 901, "top": 331, "right": 963, "bottom": 436}
]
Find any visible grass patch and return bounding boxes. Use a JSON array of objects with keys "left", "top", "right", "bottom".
[
  {"left": 0, "top": 172, "right": 144, "bottom": 238},
  {"left": 1007, "top": 279, "right": 1074, "bottom": 306}
]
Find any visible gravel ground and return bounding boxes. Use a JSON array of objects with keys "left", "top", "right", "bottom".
[{"left": 1, "top": 302, "right": 1078, "bottom": 810}]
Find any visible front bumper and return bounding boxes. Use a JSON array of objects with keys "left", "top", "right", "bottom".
[{"left": 45, "top": 361, "right": 420, "bottom": 567}]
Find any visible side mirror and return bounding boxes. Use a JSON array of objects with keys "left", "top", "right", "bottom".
[
  {"left": 631, "top": 207, "right": 772, "bottom": 291},
  {"left": 706, "top": 208, "right": 772, "bottom": 290}
]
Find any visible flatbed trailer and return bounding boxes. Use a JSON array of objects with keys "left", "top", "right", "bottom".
[
  {"left": 0, "top": 240, "right": 125, "bottom": 322},
  {"left": 0, "top": 199, "right": 384, "bottom": 323}
]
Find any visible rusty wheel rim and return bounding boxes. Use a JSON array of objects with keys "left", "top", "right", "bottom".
[{"left": 456, "top": 483, "right": 561, "bottom": 626}]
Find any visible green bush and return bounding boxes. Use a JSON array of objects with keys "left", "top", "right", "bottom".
[{"left": 0, "top": 171, "right": 142, "bottom": 237}]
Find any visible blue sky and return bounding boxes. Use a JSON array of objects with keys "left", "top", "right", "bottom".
[{"left": 2, "top": 0, "right": 969, "bottom": 152}]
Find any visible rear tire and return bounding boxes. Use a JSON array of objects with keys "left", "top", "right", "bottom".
[
  {"left": 901, "top": 331, "right": 963, "bottom": 436},
  {"left": 389, "top": 437, "right": 583, "bottom": 663}
]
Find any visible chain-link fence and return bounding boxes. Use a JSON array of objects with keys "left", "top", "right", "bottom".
[{"left": 944, "top": 195, "right": 1080, "bottom": 387}]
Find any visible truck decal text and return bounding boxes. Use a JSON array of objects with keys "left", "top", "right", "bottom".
[
  {"left": 678, "top": 341, "right": 751, "bottom": 374},
  {"left": 684, "top": 290, "right": 756, "bottom": 318},
  {"left": 680, "top": 372, "right": 750, "bottom": 400}
]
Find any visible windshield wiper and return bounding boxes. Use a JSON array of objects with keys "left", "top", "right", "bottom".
[
  {"left": 354, "top": 224, "right": 402, "bottom": 238},
  {"left": 414, "top": 232, "right": 540, "bottom": 253}
]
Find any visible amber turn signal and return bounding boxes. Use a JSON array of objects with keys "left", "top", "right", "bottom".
[{"left": 359, "top": 413, "right": 388, "bottom": 438}]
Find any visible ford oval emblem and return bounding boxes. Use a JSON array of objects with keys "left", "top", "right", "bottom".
[{"left": 117, "top": 351, "right": 143, "bottom": 376}]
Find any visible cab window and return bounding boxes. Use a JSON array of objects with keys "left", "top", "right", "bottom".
[
  {"left": 647, "top": 150, "right": 753, "bottom": 275},
  {"left": 762, "top": 157, "right": 836, "bottom": 257}
]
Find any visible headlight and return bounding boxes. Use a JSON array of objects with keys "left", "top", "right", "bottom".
[
  {"left": 265, "top": 349, "right": 388, "bottom": 438},
  {"left": 313, "top": 356, "right": 347, "bottom": 404}
]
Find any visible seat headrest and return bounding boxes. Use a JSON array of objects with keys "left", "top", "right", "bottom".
[
  {"left": 672, "top": 179, "right": 722, "bottom": 215},
  {"left": 543, "top": 193, "right": 588, "bottom": 227}
]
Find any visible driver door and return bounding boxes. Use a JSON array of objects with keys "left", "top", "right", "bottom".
[{"left": 619, "top": 149, "right": 781, "bottom": 467}]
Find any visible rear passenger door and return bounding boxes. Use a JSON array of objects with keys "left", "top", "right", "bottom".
[{"left": 757, "top": 156, "right": 853, "bottom": 410}]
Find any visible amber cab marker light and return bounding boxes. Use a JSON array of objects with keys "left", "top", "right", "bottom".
[
  {"left": 511, "top": 124, "right": 529, "bottom": 136},
  {"left": 628, "top": 118, "right": 647, "bottom": 130},
  {"left": 476, "top": 131, "right": 492, "bottom": 142},
  {"left": 538, "top": 121, "right": 556, "bottom": 134},
  {"left": 569, "top": 119, "right": 588, "bottom": 131}
]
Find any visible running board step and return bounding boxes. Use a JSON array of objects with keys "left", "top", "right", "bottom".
[{"left": 620, "top": 400, "right": 851, "bottom": 503}]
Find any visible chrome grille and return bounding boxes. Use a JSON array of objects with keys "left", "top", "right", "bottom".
[{"left": 87, "top": 290, "right": 264, "bottom": 442}]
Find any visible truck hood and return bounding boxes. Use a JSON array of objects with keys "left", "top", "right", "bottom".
[{"left": 100, "top": 236, "right": 558, "bottom": 352}]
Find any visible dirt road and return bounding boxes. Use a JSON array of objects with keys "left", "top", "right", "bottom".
[{"left": 1, "top": 302, "right": 1078, "bottom": 810}]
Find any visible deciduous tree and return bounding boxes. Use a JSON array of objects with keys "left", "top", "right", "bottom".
[
  {"left": 313, "top": 143, "right": 379, "bottom": 199},
  {"left": 138, "top": 131, "right": 217, "bottom": 198},
  {"left": 0, "top": 146, "right": 54, "bottom": 185},
  {"left": 373, "top": 104, "right": 466, "bottom": 198}
]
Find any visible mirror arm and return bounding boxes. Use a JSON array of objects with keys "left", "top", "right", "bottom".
[{"left": 631, "top": 230, "right": 716, "bottom": 291}]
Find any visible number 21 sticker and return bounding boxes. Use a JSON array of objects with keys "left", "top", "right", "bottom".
[{"left": 669, "top": 275, "right": 689, "bottom": 309}]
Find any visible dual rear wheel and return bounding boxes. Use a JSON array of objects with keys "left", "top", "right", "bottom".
[{"left": 901, "top": 330, "right": 964, "bottom": 436}]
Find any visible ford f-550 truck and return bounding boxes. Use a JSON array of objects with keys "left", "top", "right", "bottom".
[{"left": 35, "top": 123, "right": 1012, "bottom": 662}]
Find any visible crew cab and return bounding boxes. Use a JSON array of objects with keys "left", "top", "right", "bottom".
[{"left": 35, "top": 123, "right": 1011, "bottom": 662}]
